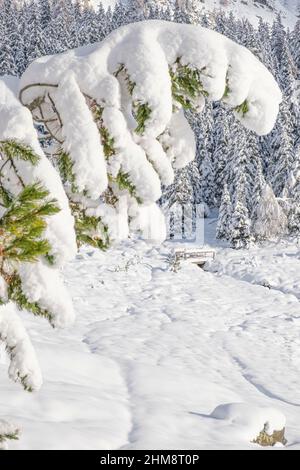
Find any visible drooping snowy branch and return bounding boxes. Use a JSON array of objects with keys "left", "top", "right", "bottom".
[
  {"left": 0, "top": 418, "right": 20, "bottom": 450},
  {"left": 19, "top": 20, "right": 281, "bottom": 245},
  {"left": 0, "top": 303, "right": 42, "bottom": 392}
]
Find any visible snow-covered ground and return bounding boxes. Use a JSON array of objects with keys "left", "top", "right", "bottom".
[{"left": 1, "top": 217, "right": 300, "bottom": 450}]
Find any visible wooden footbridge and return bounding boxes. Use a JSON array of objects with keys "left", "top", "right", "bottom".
[{"left": 173, "top": 248, "right": 216, "bottom": 269}]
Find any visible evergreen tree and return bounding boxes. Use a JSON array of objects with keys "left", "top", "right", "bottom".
[{"left": 253, "top": 184, "right": 288, "bottom": 240}]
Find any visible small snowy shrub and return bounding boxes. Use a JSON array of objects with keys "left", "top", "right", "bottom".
[{"left": 19, "top": 20, "right": 281, "bottom": 248}]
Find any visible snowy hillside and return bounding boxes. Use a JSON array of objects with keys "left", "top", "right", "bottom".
[
  {"left": 197, "top": 0, "right": 299, "bottom": 27},
  {"left": 92, "top": 0, "right": 299, "bottom": 26},
  {"left": 1, "top": 225, "right": 300, "bottom": 449}
]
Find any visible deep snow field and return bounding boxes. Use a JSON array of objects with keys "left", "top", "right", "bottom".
[{"left": 1, "top": 217, "right": 300, "bottom": 450}]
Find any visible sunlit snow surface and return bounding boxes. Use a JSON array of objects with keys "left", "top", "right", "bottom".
[{"left": 1, "top": 217, "right": 300, "bottom": 450}]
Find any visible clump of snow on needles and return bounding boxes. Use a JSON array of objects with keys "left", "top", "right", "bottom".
[
  {"left": 18, "top": 21, "right": 281, "bottom": 243},
  {"left": 211, "top": 403, "right": 286, "bottom": 443}
]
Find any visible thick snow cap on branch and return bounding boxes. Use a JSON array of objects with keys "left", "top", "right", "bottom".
[
  {"left": 0, "top": 77, "right": 77, "bottom": 266},
  {"left": 20, "top": 20, "right": 282, "bottom": 137}
]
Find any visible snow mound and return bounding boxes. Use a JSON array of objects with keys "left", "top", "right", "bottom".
[{"left": 211, "top": 402, "right": 286, "bottom": 443}]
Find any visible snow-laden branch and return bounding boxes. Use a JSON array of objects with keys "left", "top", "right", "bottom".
[
  {"left": 18, "top": 20, "right": 281, "bottom": 246},
  {"left": 0, "top": 302, "right": 42, "bottom": 391},
  {"left": 0, "top": 419, "right": 20, "bottom": 450}
]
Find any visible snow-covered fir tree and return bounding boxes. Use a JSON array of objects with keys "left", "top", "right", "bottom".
[
  {"left": 253, "top": 184, "right": 288, "bottom": 240},
  {"left": 289, "top": 173, "right": 300, "bottom": 234}
]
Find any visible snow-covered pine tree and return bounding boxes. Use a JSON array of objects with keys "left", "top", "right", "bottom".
[
  {"left": 253, "top": 183, "right": 288, "bottom": 240},
  {"left": 173, "top": 0, "right": 189, "bottom": 23},
  {"left": 78, "top": 2, "right": 100, "bottom": 46},
  {"left": 229, "top": 174, "right": 252, "bottom": 249},
  {"left": 251, "top": 158, "right": 266, "bottom": 220},
  {"left": 111, "top": 2, "right": 130, "bottom": 31},
  {"left": 0, "top": 0, "right": 17, "bottom": 76},
  {"left": 0, "top": 78, "right": 76, "bottom": 401},
  {"left": 216, "top": 183, "right": 231, "bottom": 240},
  {"left": 224, "top": 120, "right": 253, "bottom": 210},
  {"left": 184, "top": 0, "right": 203, "bottom": 25}
]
